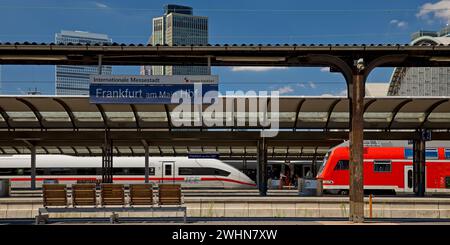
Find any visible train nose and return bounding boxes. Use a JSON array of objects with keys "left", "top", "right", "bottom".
[{"left": 240, "top": 173, "right": 256, "bottom": 187}]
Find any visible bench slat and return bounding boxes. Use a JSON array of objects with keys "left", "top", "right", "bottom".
[
  {"left": 101, "top": 184, "right": 125, "bottom": 206},
  {"left": 158, "top": 184, "right": 182, "bottom": 205},
  {"left": 72, "top": 184, "right": 97, "bottom": 207},
  {"left": 42, "top": 184, "right": 67, "bottom": 207},
  {"left": 130, "top": 184, "right": 153, "bottom": 206}
]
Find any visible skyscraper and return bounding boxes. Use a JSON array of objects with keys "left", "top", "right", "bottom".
[
  {"left": 141, "top": 4, "right": 209, "bottom": 75},
  {"left": 388, "top": 27, "right": 450, "bottom": 96},
  {"left": 55, "top": 30, "right": 112, "bottom": 95}
]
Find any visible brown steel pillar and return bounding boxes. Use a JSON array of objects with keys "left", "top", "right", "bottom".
[
  {"left": 349, "top": 71, "right": 365, "bottom": 223},
  {"left": 413, "top": 131, "right": 426, "bottom": 196},
  {"left": 418, "top": 134, "right": 426, "bottom": 197}
]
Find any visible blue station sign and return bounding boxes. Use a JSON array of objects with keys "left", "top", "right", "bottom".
[{"left": 89, "top": 75, "right": 219, "bottom": 104}]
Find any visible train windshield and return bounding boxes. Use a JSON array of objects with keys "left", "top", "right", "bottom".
[{"left": 317, "top": 151, "right": 330, "bottom": 177}]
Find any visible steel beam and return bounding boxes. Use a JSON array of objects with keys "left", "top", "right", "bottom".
[
  {"left": 53, "top": 98, "right": 77, "bottom": 130},
  {"left": 0, "top": 105, "right": 12, "bottom": 131},
  {"left": 130, "top": 104, "right": 141, "bottom": 131},
  {"left": 16, "top": 98, "right": 45, "bottom": 130}
]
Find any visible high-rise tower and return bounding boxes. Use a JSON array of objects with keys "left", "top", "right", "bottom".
[
  {"left": 55, "top": 30, "right": 112, "bottom": 95},
  {"left": 141, "top": 4, "right": 209, "bottom": 75}
]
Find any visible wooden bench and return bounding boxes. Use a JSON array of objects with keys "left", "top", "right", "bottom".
[
  {"left": 101, "top": 184, "right": 125, "bottom": 207},
  {"left": 158, "top": 184, "right": 183, "bottom": 205},
  {"left": 36, "top": 183, "right": 186, "bottom": 224},
  {"left": 42, "top": 184, "right": 67, "bottom": 207},
  {"left": 72, "top": 184, "right": 97, "bottom": 207},
  {"left": 129, "top": 184, "right": 154, "bottom": 206}
]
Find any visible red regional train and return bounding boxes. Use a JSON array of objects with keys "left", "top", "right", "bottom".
[{"left": 316, "top": 146, "right": 450, "bottom": 194}]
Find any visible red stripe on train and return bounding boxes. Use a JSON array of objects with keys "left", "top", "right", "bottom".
[{"left": 9, "top": 177, "right": 256, "bottom": 186}]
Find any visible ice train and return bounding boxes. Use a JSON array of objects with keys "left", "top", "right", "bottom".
[{"left": 0, "top": 155, "right": 256, "bottom": 189}]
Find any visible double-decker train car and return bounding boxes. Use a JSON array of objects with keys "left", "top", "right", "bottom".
[
  {"left": 317, "top": 146, "right": 450, "bottom": 194},
  {"left": 0, "top": 155, "right": 256, "bottom": 189}
]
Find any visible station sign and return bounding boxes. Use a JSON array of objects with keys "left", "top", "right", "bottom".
[{"left": 89, "top": 75, "right": 218, "bottom": 104}]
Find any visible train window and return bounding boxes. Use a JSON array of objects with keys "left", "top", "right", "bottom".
[
  {"left": 113, "top": 168, "right": 155, "bottom": 175},
  {"left": 373, "top": 160, "right": 391, "bottom": 172},
  {"left": 165, "top": 165, "right": 172, "bottom": 175},
  {"left": 74, "top": 168, "right": 97, "bottom": 175},
  {"left": 178, "top": 167, "right": 230, "bottom": 176},
  {"left": 0, "top": 168, "right": 48, "bottom": 176},
  {"left": 445, "top": 149, "right": 450, "bottom": 160},
  {"left": 334, "top": 160, "right": 349, "bottom": 171},
  {"left": 446, "top": 177, "right": 450, "bottom": 189},
  {"left": 128, "top": 168, "right": 145, "bottom": 175},
  {"left": 425, "top": 148, "right": 438, "bottom": 159},
  {"left": 214, "top": 169, "right": 230, "bottom": 177},
  {"left": 0, "top": 168, "right": 18, "bottom": 176},
  {"left": 47, "top": 168, "right": 74, "bottom": 175},
  {"left": 404, "top": 148, "right": 413, "bottom": 159},
  {"left": 405, "top": 148, "right": 439, "bottom": 159}
]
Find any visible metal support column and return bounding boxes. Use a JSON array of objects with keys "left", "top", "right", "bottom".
[
  {"left": 413, "top": 130, "right": 427, "bottom": 197},
  {"left": 349, "top": 68, "right": 366, "bottom": 223},
  {"left": 413, "top": 138, "right": 419, "bottom": 194},
  {"left": 30, "top": 145, "right": 36, "bottom": 190},
  {"left": 102, "top": 130, "right": 113, "bottom": 183},
  {"left": 311, "top": 157, "right": 317, "bottom": 177},
  {"left": 97, "top": 55, "right": 103, "bottom": 75},
  {"left": 257, "top": 139, "right": 268, "bottom": 196},
  {"left": 143, "top": 140, "right": 150, "bottom": 184}
]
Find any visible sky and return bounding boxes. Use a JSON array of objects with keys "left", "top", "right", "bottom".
[{"left": 0, "top": 0, "right": 450, "bottom": 95}]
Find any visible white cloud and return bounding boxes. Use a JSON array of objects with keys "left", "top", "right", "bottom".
[
  {"left": 338, "top": 89, "right": 347, "bottom": 96},
  {"left": 320, "top": 67, "right": 330, "bottom": 72},
  {"left": 276, "top": 86, "right": 294, "bottom": 95},
  {"left": 390, "top": 19, "right": 399, "bottom": 24},
  {"left": 321, "top": 89, "right": 347, "bottom": 97},
  {"left": 94, "top": 2, "right": 109, "bottom": 8},
  {"left": 296, "top": 83, "right": 306, "bottom": 88},
  {"left": 389, "top": 19, "right": 408, "bottom": 28},
  {"left": 230, "top": 67, "right": 288, "bottom": 72},
  {"left": 308, "top": 81, "right": 317, "bottom": 89},
  {"left": 397, "top": 21, "right": 408, "bottom": 28},
  {"left": 417, "top": 1, "right": 450, "bottom": 23}
]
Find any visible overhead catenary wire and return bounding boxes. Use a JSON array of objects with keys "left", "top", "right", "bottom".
[{"left": 0, "top": 5, "right": 446, "bottom": 13}]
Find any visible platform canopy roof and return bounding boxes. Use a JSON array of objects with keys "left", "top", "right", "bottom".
[
  {"left": 0, "top": 96, "right": 449, "bottom": 159},
  {"left": 0, "top": 96, "right": 449, "bottom": 131},
  {"left": 2, "top": 43, "right": 450, "bottom": 67}
]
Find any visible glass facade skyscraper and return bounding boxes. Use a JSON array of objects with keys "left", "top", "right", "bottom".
[
  {"left": 141, "top": 5, "right": 209, "bottom": 75},
  {"left": 388, "top": 27, "right": 450, "bottom": 96},
  {"left": 55, "top": 30, "right": 112, "bottom": 95}
]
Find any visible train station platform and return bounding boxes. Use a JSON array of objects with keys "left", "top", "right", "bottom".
[{"left": 1, "top": 195, "right": 450, "bottom": 220}]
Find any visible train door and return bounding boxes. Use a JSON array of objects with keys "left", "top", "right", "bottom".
[
  {"left": 404, "top": 165, "right": 413, "bottom": 192},
  {"left": 162, "top": 161, "right": 175, "bottom": 183}
]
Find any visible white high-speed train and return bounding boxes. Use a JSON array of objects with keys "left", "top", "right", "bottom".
[{"left": 0, "top": 155, "right": 256, "bottom": 189}]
